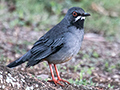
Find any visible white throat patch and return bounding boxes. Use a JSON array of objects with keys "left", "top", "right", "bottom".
[
  {"left": 75, "top": 16, "right": 85, "bottom": 22},
  {"left": 81, "top": 17, "right": 85, "bottom": 20}
]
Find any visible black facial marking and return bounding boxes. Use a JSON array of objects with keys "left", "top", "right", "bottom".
[{"left": 71, "top": 19, "right": 84, "bottom": 29}]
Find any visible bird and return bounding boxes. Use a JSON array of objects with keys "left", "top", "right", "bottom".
[{"left": 7, "top": 7, "right": 90, "bottom": 86}]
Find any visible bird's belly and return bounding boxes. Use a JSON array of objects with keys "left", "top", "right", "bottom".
[
  {"left": 46, "top": 51, "right": 74, "bottom": 64},
  {"left": 46, "top": 40, "right": 81, "bottom": 64}
]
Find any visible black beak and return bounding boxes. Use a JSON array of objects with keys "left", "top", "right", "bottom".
[{"left": 82, "top": 13, "right": 90, "bottom": 17}]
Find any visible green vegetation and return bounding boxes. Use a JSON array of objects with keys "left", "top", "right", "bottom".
[
  {"left": 0, "top": 0, "right": 120, "bottom": 40},
  {"left": 104, "top": 61, "right": 118, "bottom": 72},
  {"left": 0, "top": 55, "right": 7, "bottom": 61}
]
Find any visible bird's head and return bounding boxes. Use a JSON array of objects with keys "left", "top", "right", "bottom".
[{"left": 65, "top": 7, "right": 90, "bottom": 29}]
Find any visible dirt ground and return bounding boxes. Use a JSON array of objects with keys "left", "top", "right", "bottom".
[{"left": 0, "top": 25, "right": 120, "bottom": 90}]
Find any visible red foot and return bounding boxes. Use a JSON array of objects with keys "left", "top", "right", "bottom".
[
  {"left": 48, "top": 64, "right": 70, "bottom": 87},
  {"left": 48, "top": 78, "right": 70, "bottom": 87},
  {"left": 58, "top": 78, "right": 70, "bottom": 85},
  {"left": 48, "top": 79, "right": 64, "bottom": 87}
]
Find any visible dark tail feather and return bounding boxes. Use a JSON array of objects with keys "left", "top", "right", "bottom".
[{"left": 7, "top": 50, "right": 31, "bottom": 68}]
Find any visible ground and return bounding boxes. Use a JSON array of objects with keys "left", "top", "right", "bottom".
[{"left": 0, "top": 28, "right": 120, "bottom": 90}]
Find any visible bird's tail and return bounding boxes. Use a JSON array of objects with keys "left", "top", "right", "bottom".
[{"left": 7, "top": 50, "right": 31, "bottom": 68}]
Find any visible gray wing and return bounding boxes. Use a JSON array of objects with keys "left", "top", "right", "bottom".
[{"left": 26, "top": 36, "right": 64, "bottom": 67}]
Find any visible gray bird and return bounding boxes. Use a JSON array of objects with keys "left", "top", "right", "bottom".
[{"left": 7, "top": 7, "right": 90, "bottom": 86}]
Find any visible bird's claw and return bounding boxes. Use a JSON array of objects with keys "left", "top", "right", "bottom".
[
  {"left": 48, "top": 78, "right": 70, "bottom": 87},
  {"left": 48, "top": 79, "right": 64, "bottom": 87},
  {"left": 57, "top": 78, "right": 70, "bottom": 85}
]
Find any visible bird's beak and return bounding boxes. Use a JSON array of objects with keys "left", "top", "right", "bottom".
[{"left": 81, "top": 13, "right": 90, "bottom": 17}]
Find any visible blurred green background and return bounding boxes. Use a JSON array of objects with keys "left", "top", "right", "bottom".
[{"left": 0, "top": 0, "right": 120, "bottom": 40}]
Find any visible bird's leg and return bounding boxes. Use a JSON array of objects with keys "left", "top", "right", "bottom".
[
  {"left": 48, "top": 63, "right": 64, "bottom": 86},
  {"left": 54, "top": 64, "right": 70, "bottom": 85}
]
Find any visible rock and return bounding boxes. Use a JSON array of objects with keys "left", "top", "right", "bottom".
[{"left": 0, "top": 64, "right": 101, "bottom": 90}]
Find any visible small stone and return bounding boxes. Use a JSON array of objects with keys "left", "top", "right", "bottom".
[
  {"left": 37, "top": 74, "right": 49, "bottom": 80},
  {"left": 36, "top": 84, "right": 38, "bottom": 87},
  {"left": 113, "top": 75, "right": 120, "bottom": 79}
]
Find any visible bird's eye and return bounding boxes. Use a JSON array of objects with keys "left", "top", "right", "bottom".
[{"left": 72, "top": 11, "right": 77, "bottom": 17}]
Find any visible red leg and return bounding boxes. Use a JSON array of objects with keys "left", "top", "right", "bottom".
[
  {"left": 54, "top": 64, "right": 70, "bottom": 85},
  {"left": 48, "top": 63, "right": 64, "bottom": 86}
]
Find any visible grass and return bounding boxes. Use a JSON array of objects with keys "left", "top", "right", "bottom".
[
  {"left": 0, "top": 55, "right": 7, "bottom": 61},
  {"left": 104, "top": 61, "right": 118, "bottom": 72},
  {"left": 68, "top": 78, "right": 95, "bottom": 86},
  {"left": 68, "top": 76, "right": 114, "bottom": 89}
]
